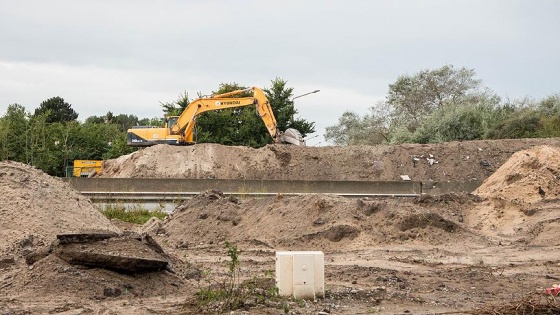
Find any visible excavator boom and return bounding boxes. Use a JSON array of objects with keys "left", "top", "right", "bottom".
[{"left": 127, "top": 87, "right": 305, "bottom": 147}]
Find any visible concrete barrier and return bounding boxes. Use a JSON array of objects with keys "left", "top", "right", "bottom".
[
  {"left": 63, "top": 178, "right": 481, "bottom": 212},
  {"left": 422, "top": 181, "right": 481, "bottom": 195},
  {"left": 63, "top": 178, "right": 423, "bottom": 196}
]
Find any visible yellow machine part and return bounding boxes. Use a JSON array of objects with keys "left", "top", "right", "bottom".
[
  {"left": 126, "top": 126, "right": 190, "bottom": 146},
  {"left": 73, "top": 160, "right": 103, "bottom": 177}
]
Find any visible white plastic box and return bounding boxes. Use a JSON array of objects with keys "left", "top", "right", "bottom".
[{"left": 275, "top": 251, "right": 325, "bottom": 299}]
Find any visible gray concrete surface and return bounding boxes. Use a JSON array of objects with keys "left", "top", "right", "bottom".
[
  {"left": 64, "top": 178, "right": 481, "bottom": 212},
  {"left": 64, "top": 178, "right": 424, "bottom": 195}
]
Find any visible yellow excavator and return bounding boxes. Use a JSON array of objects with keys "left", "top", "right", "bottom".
[{"left": 127, "top": 87, "right": 305, "bottom": 147}]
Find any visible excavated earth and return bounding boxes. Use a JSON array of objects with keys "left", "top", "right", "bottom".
[
  {"left": 2, "top": 138, "right": 560, "bottom": 314},
  {"left": 98, "top": 138, "right": 560, "bottom": 182}
]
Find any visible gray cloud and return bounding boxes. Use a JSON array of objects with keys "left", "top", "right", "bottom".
[{"left": 0, "top": 0, "right": 558, "bottom": 143}]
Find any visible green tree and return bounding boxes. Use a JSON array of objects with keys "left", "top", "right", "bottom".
[
  {"left": 326, "top": 65, "right": 504, "bottom": 145},
  {"left": 112, "top": 114, "right": 141, "bottom": 132},
  {"left": 0, "top": 117, "right": 8, "bottom": 160},
  {"left": 410, "top": 102, "right": 497, "bottom": 143},
  {"left": 325, "top": 101, "right": 390, "bottom": 145},
  {"left": 1, "top": 102, "right": 149, "bottom": 176},
  {"left": 482, "top": 96, "right": 560, "bottom": 140},
  {"left": 387, "top": 65, "right": 489, "bottom": 132},
  {"left": 138, "top": 117, "right": 163, "bottom": 126},
  {"left": 536, "top": 94, "right": 560, "bottom": 137},
  {"left": 161, "top": 91, "right": 190, "bottom": 116},
  {"left": 34, "top": 96, "right": 78, "bottom": 123},
  {"left": 84, "top": 115, "right": 104, "bottom": 124},
  {"left": 264, "top": 78, "right": 315, "bottom": 137},
  {"left": 0, "top": 104, "right": 28, "bottom": 161},
  {"left": 103, "top": 133, "right": 135, "bottom": 159},
  {"left": 483, "top": 97, "right": 543, "bottom": 140},
  {"left": 194, "top": 79, "right": 315, "bottom": 147},
  {"left": 536, "top": 94, "right": 560, "bottom": 117},
  {"left": 25, "top": 112, "right": 50, "bottom": 168},
  {"left": 196, "top": 82, "right": 251, "bottom": 145}
]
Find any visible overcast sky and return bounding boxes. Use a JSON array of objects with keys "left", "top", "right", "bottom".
[{"left": 1, "top": 0, "right": 559, "bottom": 145}]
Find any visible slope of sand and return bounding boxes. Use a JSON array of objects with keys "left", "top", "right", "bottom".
[
  {"left": 0, "top": 161, "right": 120, "bottom": 254},
  {"left": 0, "top": 161, "right": 187, "bottom": 311},
  {"left": 98, "top": 138, "right": 560, "bottom": 182},
  {"left": 474, "top": 145, "right": 560, "bottom": 202},
  {"left": 159, "top": 191, "right": 486, "bottom": 252},
  {"left": 467, "top": 145, "right": 560, "bottom": 237}
]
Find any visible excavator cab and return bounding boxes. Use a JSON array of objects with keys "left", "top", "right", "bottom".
[
  {"left": 166, "top": 116, "right": 196, "bottom": 144},
  {"left": 166, "top": 116, "right": 179, "bottom": 129}
]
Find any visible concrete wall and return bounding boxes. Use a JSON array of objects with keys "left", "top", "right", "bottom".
[
  {"left": 63, "top": 178, "right": 481, "bottom": 195},
  {"left": 422, "top": 181, "right": 481, "bottom": 195},
  {"left": 63, "top": 178, "right": 423, "bottom": 195}
]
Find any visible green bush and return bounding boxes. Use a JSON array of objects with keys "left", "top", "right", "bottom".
[
  {"left": 409, "top": 103, "right": 494, "bottom": 143},
  {"left": 535, "top": 115, "right": 560, "bottom": 138},
  {"left": 486, "top": 110, "right": 542, "bottom": 139}
]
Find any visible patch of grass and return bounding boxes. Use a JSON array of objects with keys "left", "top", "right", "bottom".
[{"left": 99, "top": 204, "right": 167, "bottom": 224}]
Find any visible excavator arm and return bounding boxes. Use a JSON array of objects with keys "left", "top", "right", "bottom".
[
  {"left": 126, "top": 86, "right": 305, "bottom": 147},
  {"left": 170, "top": 87, "right": 304, "bottom": 145}
]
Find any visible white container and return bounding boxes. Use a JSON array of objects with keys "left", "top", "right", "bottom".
[{"left": 275, "top": 251, "right": 325, "bottom": 299}]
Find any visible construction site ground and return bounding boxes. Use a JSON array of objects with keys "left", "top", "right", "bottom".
[{"left": 2, "top": 138, "right": 560, "bottom": 314}]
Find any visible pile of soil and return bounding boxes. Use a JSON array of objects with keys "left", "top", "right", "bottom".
[
  {"left": 474, "top": 145, "right": 560, "bottom": 202},
  {"left": 98, "top": 138, "right": 560, "bottom": 182},
  {"left": 0, "top": 161, "right": 120, "bottom": 255},
  {"left": 0, "top": 161, "right": 189, "bottom": 313},
  {"left": 158, "top": 190, "right": 485, "bottom": 252},
  {"left": 467, "top": 145, "right": 560, "bottom": 239}
]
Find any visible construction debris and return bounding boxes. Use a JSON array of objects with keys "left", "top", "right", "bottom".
[{"left": 55, "top": 232, "right": 169, "bottom": 273}]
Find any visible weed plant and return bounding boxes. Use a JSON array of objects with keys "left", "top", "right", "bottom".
[
  {"left": 100, "top": 204, "right": 167, "bottom": 224},
  {"left": 195, "top": 241, "right": 280, "bottom": 313}
]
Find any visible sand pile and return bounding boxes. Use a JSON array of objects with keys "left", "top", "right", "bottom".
[
  {"left": 158, "top": 191, "right": 482, "bottom": 251},
  {"left": 100, "top": 143, "right": 275, "bottom": 179},
  {"left": 467, "top": 145, "right": 560, "bottom": 237},
  {"left": 0, "top": 161, "right": 120, "bottom": 255},
  {"left": 0, "top": 161, "right": 191, "bottom": 308},
  {"left": 474, "top": 145, "right": 560, "bottom": 202},
  {"left": 97, "top": 138, "right": 560, "bottom": 182}
]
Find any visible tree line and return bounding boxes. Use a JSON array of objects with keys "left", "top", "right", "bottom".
[
  {"left": 3, "top": 67, "right": 558, "bottom": 177},
  {"left": 0, "top": 78, "right": 315, "bottom": 177},
  {"left": 325, "top": 65, "right": 560, "bottom": 145}
]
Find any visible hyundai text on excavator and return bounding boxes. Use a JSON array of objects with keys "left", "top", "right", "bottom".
[{"left": 126, "top": 87, "right": 305, "bottom": 147}]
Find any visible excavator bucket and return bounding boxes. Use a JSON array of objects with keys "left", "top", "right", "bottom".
[{"left": 277, "top": 128, "right": 306, "bottom": 146}]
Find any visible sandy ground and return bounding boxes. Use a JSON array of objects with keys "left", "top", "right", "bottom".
[{"left": 2, "top": 141, "right": 560, "bottom": 314}]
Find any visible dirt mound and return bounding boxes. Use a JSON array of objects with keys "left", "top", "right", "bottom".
[
  {"left": 0, "top": 161, "right": 120, "bottom": 255},
  {"left": 525, "top": 215, "right": 560, "bottom": 246},
  {"left": 2, "top": 253, "right": 185, "bottom": 302},
  {"left": 158, "top": 191, "right": 482, "bottom": 251},
  {"left": 97, "top": 138, "right": 560, "bottom": 182},
  {"left": 397, "top": 213, "right": 459, "bottom": 233},
  {"left": 466, "top": 146, "right": 560, "bottom": 237},
  {"left": 0, "top": 162, "right": 193, "bottom": 312},
  {"left": 474, "top": 145, "right": 560, "bottom": 202}
]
